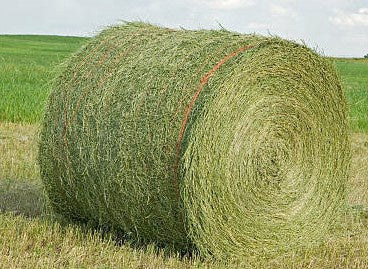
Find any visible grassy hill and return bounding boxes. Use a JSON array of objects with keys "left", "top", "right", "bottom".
[{"left": 0, "top": 35, "right": 367, "bottom": 268}]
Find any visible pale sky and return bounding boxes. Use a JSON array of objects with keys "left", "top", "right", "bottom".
[{"left": 0, "top": 0, "right": 367, "bottom": 57}]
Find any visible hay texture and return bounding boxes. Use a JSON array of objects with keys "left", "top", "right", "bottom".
[{"left": 39, "top": 22, "right": 350, "bottom": 258}]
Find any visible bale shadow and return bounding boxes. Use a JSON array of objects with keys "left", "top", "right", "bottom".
[
  {"left": 0, "top": 180, "right": 45, "bottom": 218},
  {"left": 0, "top": 179, "right": 195, "bottom": 259}
]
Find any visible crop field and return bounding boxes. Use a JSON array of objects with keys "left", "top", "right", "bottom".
[
  {"left": 335, "top": 58, "right": 368, "bottom": 132},
  {"left": 0, "top": 35, "right": 87, "bottom": 123},
  {"left": 0, "top": 35, "right": 367, "bottom": 268}
]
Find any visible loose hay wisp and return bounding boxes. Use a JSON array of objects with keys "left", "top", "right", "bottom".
[{"left": 39, "top": 22, "right": 350, "bottom": 259}]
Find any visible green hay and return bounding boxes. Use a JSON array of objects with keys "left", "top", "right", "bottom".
[{"left": 39, "top": 22, "right": 350, "bottom": 259}]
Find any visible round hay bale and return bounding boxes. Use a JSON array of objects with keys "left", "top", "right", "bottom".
[{"left": 39, "top": 22, "right": 350, "bottom": 258}]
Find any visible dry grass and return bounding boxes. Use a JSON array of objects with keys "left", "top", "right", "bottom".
[
  {"left": 0, "top": 122, "right": 39, "bottom": 182},
  {"left": 349, "top": 133, "right": 368, "bottom": 205}
]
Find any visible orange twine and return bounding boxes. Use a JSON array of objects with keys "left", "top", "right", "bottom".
[{"left": 173, "top": 45, "right": 254, "bottom": 201}]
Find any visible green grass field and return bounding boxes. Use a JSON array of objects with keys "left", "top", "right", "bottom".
[
  {"left": 0, "top": 35, "right": 87, "bottom": 122},
  {"left": 0, "top": 35, "right": 368, "bottom": 268},
  {"left": 335, "top": 58, "right": 368, "bottom": 132}
]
